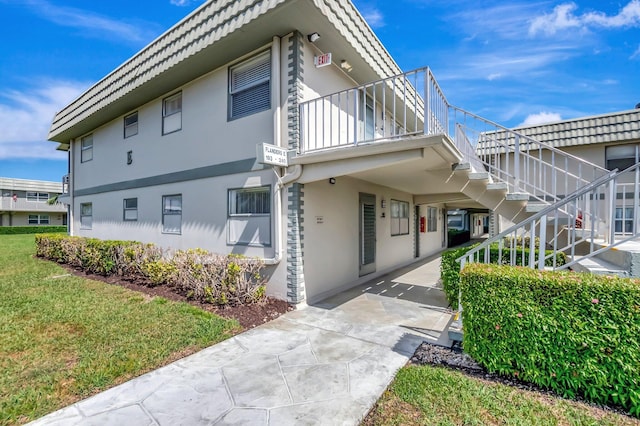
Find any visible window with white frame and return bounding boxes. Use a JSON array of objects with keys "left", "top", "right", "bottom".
[
  {"left": 606, "top": 144, "right": 638, "bottom": 171},
  {"left": 81, "top": 135, "right": 93, "bottom": 163},
  {"left": 390, "top": 199, "right": 409, "bottom": 236},
  {"left": 228, "top": 186, "right": 271, "bottom": 245},
  {"left": 80, "top": 203, "right": 92, "bottom": 229},
  {"left": 428, "top": 207, "right": 438, "bottom": 232},
  {"left": 615, "top": 207, "right": 634, "bottom": 234},
  {"left": 162, "top": 92, "right": 182, "bottom": 135},
  {"left": 28, "top": 214, "right": 49, "bottom": 225},
  {"left": 124, "top": 112, "right": 138, "bottom": 138},
  {"left": 26, "top": 192, "right": 49, "bottom": 202},
  {"left": 123, "top": 198, "right": 138, "bottom": 221},
  {"left": 162, "top": 194, "right": 182, "bottom": 234},
  {"left": 229, "top": 51, "right": 271, "bottom": 120}
]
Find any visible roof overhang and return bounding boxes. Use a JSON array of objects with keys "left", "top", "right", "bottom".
[{"left": 48, "top": 0, "right": 401, "bottom": 143}]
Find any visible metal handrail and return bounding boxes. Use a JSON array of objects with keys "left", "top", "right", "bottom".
[
  {"left": 447, "top": 106, "right": 606, "bottom": 173},
  {"left": 299, "top": 67, "right": 447, "bottom": 153},
  {"left": 448, "top": 107, "right": 609, "bottom": 206},
  {"left": 458, "top": 162, "right": 640, "bottom": 272}
]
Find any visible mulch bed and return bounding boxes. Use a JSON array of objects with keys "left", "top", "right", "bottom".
[
  {"left": 58, "top": 264, "right": 292, "bottom": 329},
  {"left": 409, "top": 342, "right": 633, "bottom": 418}
]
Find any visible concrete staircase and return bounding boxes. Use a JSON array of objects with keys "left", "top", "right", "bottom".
[{"left": 572, "top": 239, "right": 640, "bottom": 277}]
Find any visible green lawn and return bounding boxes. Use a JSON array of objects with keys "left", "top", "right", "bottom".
[
  {"left": 365, "top": 365, "right": 640, "bottom": 426},
  {"left": 0, "top": 234, "right": 240, "bottom": 425}
]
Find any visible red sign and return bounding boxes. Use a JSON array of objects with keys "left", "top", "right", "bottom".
[{"left": 314, "top": 53, "right": 332, "bottom": 68}]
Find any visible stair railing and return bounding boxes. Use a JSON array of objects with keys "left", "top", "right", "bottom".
[
  {"left": 299, "top": 67, "right": 447, "bottom": 153},
  {"left": 458, "top": 162, "right": 640, "bottom": 272},
  {"left": 448, "top": 106, "right": 609, "bottom": 206}
]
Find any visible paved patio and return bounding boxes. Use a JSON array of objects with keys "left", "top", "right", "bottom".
[{"left": 30, "top": 253, "right": 453, "bottom": 425}]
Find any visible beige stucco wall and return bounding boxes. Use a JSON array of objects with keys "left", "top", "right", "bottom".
[
  {"left": 0, "top": 212, "right": 65, "bottom": 227},
  {"left": 302, "top": 176, "right": 444, "bottom": 303},
  {"left": 72, "top": 170, "right": 288, "bottom": 300},
  {"left": 72, "top": 46, "right": 275, "bottom": 192}
]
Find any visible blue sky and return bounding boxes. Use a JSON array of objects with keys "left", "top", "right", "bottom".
[{"left": 0, "top": 0, "right": 638, "bottom": 181}]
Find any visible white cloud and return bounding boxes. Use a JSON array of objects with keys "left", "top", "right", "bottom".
[
  {"left": 529, "top": 1, "right": 640, "bottom": 36},
  {"left": 170, "top": 0, "right": 192, "bottom": 5},
  {"left": 362, "top": 8, "right": 385, "bottom": 28},
  {"left": 519, "top": 112, "right": 562, "bottom": 126},
  {"left": 631, "top": 45, "right": 640, "bottom": 59},
  {"left": 449, "top": 2, "right": 549, "bottom": 40},
  {"left": 0, "top": 80, "right": 88, "bottom": 160},
  {"left": 438, "top": 45, "right": 576, "bottom": 82},
  {"left": 19, "top": 0, "right": 156, "bottom": 43}
]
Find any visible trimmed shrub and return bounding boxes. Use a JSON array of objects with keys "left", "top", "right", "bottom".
[
  {"left": 440, "top": 243, "right": 567, "bottom": 307},
  {"left": 461, "top": 263, "right": 640, "bottom": 416},
  {"left": 35, "top": 234, "right": 266, "bottom": 306},
  {"left": 171, "top": 249, "right": 265, "bottom": 305},
  {"left": 0, "top": 226, "right": 66, "bottom": 235}
]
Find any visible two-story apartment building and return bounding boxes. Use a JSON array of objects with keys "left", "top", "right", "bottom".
[
  {"left": 0, "top": 177, "right": 67, "bottom": 227},
  {"left": 48, "top": 0, "right": 640, "bottom": 304},
  {"left": 49, "top": 0, "right": 462, "bottom": 305}
]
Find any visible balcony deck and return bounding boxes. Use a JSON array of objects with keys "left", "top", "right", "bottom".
[{"left": 0, "top": 197, "right": 67, "bottom": 213}]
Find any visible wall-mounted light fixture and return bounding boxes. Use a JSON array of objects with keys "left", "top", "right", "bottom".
[
  {"left": 329, "top": 177, "right": 336, "bottom": 185},
  {"left": 307, "top": 32, "right": 320, "bottom": 43},
  {"left": 340, "top": 60, "right": 353, "bottom": 73},
  {"left": 381, "top": 198, "right": 386, "bottom": 209}
]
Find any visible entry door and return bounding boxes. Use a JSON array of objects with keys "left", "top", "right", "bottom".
[{"left": 359, "top": 193, "right": 376, "bottom": 276}]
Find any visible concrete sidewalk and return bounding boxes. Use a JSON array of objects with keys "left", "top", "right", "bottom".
[{"left": 30, "top": 254, "right": 452, "bottom": 426}]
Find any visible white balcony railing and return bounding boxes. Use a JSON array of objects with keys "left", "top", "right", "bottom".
[
  {"left": 0, "top": 196, "right": 66, "bottom": 213},
  {"left": 62, "top": 174, "right": 70, "bottom": 195},
  {"left": 299, "top": 67, "right": 447, "bottom": 153}
]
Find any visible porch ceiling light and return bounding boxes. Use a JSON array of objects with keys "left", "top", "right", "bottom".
[
  {"left": 307, "top": 32, "right": 320, "bottom": 43},
  {"left": 329, "top": 177, "right": 336, "bottom": 185},
  {"left": 340, "top": 60, "right": 353, "bottom": 72}
]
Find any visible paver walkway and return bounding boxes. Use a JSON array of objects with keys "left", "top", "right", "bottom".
[{"left": 30, "top": 253, "right": 452, "bottom": 425}]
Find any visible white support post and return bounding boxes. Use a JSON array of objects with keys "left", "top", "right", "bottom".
[{"left": 538, "top": 215, "right": 547, "bottom": 270}]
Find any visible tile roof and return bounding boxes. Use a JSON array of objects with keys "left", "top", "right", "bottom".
[
  {"left": 48, "top": 0, "right": 401, "bottom": 143},
  {"left": 511, "top": 109, "right": 640, "bottom": 148}
]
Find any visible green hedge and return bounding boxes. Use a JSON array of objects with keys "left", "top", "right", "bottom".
[
  {"left": 0, "top": 226, "right": 67, "bottom": 235},
  {"left": 460, "top": 263, "right": 640, "bottom": 416},
  {"left": 440, "top": 244, "right": 567, "bottom": 307},
  {"left": 34, "top": 234, "right": 266, "bottom": 306}
]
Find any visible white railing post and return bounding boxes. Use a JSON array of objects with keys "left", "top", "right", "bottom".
[
  {"left": 514, "top": 135, "right": 521, "bottom": 190},
  {"left": 538, "top": 215, "right": 547, "bottom": 270},
  {"left": 426, "top": 69, "right": 431, "bottom": 135},
  {"left": 609, "top": 178, "right": 616, "bottom": 244},
  {"left": 635, "top": 166, "right": 639, "bottom": 236},
  {"left": 353, "top": 89, "right": 359, "bottom": 146}
]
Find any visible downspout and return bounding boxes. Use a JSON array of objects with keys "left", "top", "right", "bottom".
[
  {"left": 264, "top": 35, "right": 304, "bottom": 265},
  {"left": 264, "top": 35, "right": 283, "bottom": 266},
  {"left": 69, "top": 139, "right": 74, "bottom": 236}
]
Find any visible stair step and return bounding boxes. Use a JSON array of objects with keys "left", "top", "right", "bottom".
[
  {"left": 452, "top": 162, "right": 471, "bottom": 171},
  {"left": 572, "top": 256, "right": 629, "bottom": 277},
  {"left": 487, "top": 182, "right": 508, "bottom": 191},
  {"left": 468, "top": 172, "right": 489, "bottom": 180},
  {"left": 525, "top": 202, "right": 548, "bottom": 213},
  {"left": 447, "top": 313, "right": 463, "bottom": 343},
  {"left": 505, "top": 192, "right": 529, "bottom": 201}
]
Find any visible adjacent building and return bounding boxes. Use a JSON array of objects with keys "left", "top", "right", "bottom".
[{"left": 0, "top": 177, "right": 67, "bottom": 227}]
